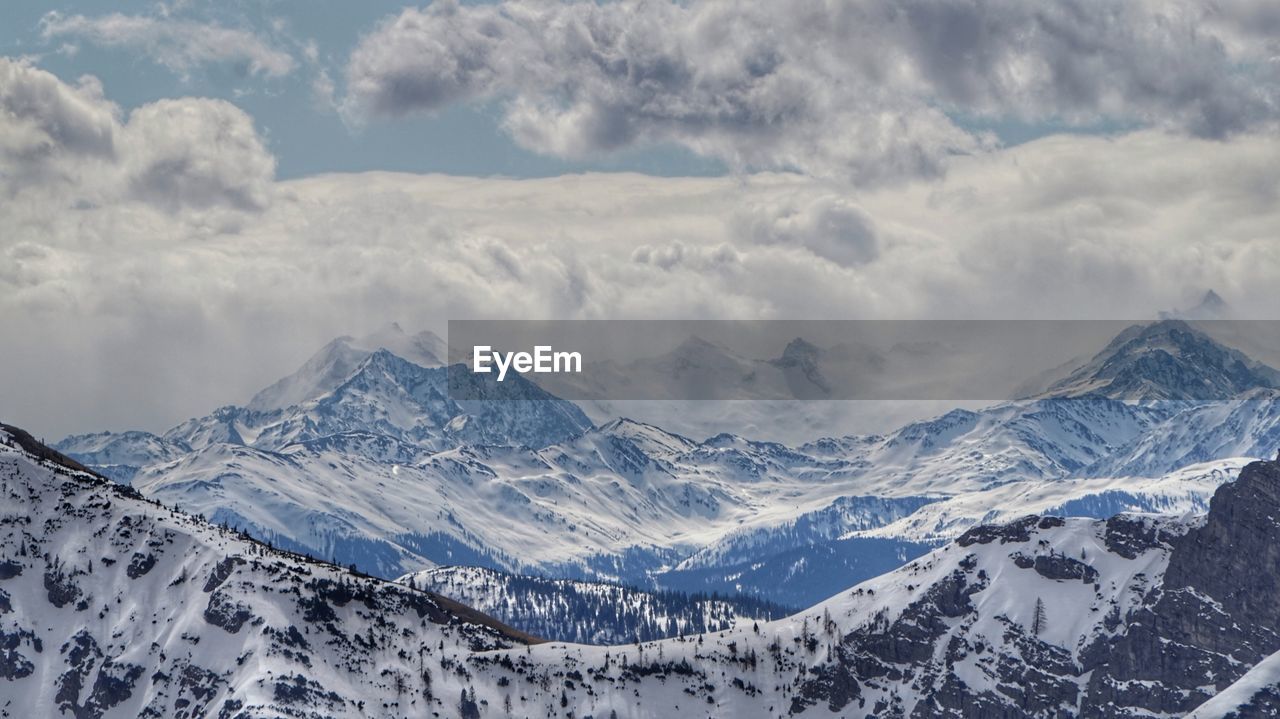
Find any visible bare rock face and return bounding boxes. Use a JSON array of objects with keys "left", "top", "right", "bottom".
[{"left": 1081, "top": 459, "right": 1280, "bottom": 717}]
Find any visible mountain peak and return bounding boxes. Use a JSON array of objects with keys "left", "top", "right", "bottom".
[
  {"left": 1159, "top": 289, "right": 1232, "bottom": 320},
  {"left": 780, "top": 337, "right": 821, "bottom": 362},
  {"left": 595, "top": 417, "right": 697, "bottom": 454},
  {"left": 246, "top": 325, "right": 445, "bottom": 412},
  {"left": 1041, "top": 319, "right": 1280, "bottom": 400}
]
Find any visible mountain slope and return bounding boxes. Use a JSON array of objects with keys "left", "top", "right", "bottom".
[
  {"left": 1190, "top": 650, "right": 1280, "bottom": 718},
  {"left": 1043, "top": 319, "right": 1280, "bottom": 400},
  {"left": 465, "top": 458, "right": 1280, "bottom": 717},
  {"left": 407, "top": 566, "right": 793, "bottom": 645},
  {"left": 0, "top": 424, "right": 532, "bottom": 719},
  {"left": 1083, "top": 390, "right": 1280, "bottom": 477}
]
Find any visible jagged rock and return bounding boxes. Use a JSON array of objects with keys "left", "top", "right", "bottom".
[
  {"left": 203, "top": 591, "right": 255, "bottom": 634},
  {"left": 0, "top": 629, "right": 36, "bottom": 680},
  {"left": 1082, "top": 460, "right": 1280, "bottom": 716},
  {"left": 126, "top": 552, "right": 157, "bottom": 579},
  {"left": 202, "top": 557, "right": 244, "bottom": 593}
]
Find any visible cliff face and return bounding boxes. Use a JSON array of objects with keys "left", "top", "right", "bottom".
[{"left": 1081, "top": 459, "right": 1280, "bottom": 716}]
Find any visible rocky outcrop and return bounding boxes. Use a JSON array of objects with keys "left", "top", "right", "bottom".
[
  {"left": 788, "top": 458, "right": 1280, "bottom": 718},
  {"left": 1080, "top": 460, "right": 1280, "bottom": 716}
]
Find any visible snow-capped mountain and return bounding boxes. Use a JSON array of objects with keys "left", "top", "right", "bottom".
[
  {"left": 1041, "top": 319, "right": 1280, "bottom": 400},
  {"left": 479, "top": 457, "right": 1280, "bottom": 717},
  {"left": 106, "top": 396, "right": 1185, "bottom": 606},
  {"left": 51, "top": 430, "right": 191, "bottom": 484},
  {"left": 1081, "top": 390, "right": 1280, "bottom": 478},
  {"left": 53, "top": 319, "right": 1280, "bottom": 610},
  {"left": 246, "top": 323, "right": 446, "bottom": 413},
  {"left": 403, "top": 566, "right": 793, "bottom": 645},
  {"left": 59, "top": 343, "right": 590, "bottom": 479},
  {"left": 0, "top": 423, "right": 533, "bottom": 718},
  {"left": 17, "top": 418, "right": 1280, "bottom": 717},
  {"left": 1159, "top": 288, "right": 1232, "bottom": 321}
]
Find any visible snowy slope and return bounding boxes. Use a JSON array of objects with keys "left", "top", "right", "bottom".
[
  {"left": 856, "top": 458, "right": 1247, "bottom": 543},
  {"left": 1190, "top": 650, "right": 1280, "bottom": 718},
  {"left": 1083, "top": 390, "right": 1280, "bottom": 477},
  {"left": 471, "top": 512, "right": 1181, "bottom": 718},
  {"left": 17, "top": 420, "right": 1280, "bottom": 717},
  {"left": 0, "top": 424, "right": 533, "bottom": 719},
  {"left": 460, "top": 458, "right": 1280, "bottom": 718}
]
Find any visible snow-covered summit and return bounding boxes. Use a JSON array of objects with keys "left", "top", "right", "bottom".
[
  {"left": 1042, "top": 318, "right": 1280, "bottom": 400},
  {"left": 246, "top": 323, "right": 446, "bottom": 412}
]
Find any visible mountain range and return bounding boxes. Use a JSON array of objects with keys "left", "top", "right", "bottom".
[
  {"left": 49, "top": 318, "right": 1280, "bottom": 617},
  {"left": 8, "top": 419, "right": 1280, "bottom": 716}
]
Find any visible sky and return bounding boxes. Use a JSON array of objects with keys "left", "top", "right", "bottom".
[{"left": 2, "top": 0, "right": 1280, "bottom": 438}]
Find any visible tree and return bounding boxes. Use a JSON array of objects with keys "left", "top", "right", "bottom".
[
  {"left": 459, "top": 688, "right": 480, "bottom": 719},
  {"left": 1031, "top": 597, "right": 1047, "bottom": 636}
]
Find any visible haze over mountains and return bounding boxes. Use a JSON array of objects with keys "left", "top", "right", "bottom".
[{"left": 49, "top": 312, "right": 1280, "bottom": 616}]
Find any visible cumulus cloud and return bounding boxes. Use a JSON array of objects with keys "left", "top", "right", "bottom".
[
  {"left": 40, "top": 11, "right": 296, "bottom": 80},
  {"left": 122, "top": 99, "right": 276, "bottom": 212},
  {"left": 0, "top": 59, "right": 116, "bottom": 192},
  {"left": 343, "top": 0, "right": 1280, "bottom": 185},
  {"left": 734, "top": 194, "right": 880, "bottom": 267},
  {"left": 0, "top": 58, "right": 274, "bottom": 213}
]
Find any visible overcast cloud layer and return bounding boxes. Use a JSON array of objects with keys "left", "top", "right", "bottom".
[
  {"left": 344, "top": 0, "right": 1280, "bottom": 184},
  {"left": 3, "top": 55, "right": 1280, "bottom": 437},
  {"left": 2, "top": 0, "right": 1280, "bottom": 438}
]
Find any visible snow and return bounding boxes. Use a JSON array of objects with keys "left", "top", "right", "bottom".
[
  {"left": 1190, "top": 650, "right": 1280, "bottom": 718},
  {"left": 245, "top": 323, "right": 445, "bottom": 413},
  {"left": 855, "top": 458, "right": 1246, "bottom": 543},
  {"left": 0, "top": 426, "right": 530, "bottom": 718},
  {"left": 50, "top": 324, "right": 1280, "bottom": 612},
  {"left": 4, "top": 419, "right": 1272, "bottom": 717}
]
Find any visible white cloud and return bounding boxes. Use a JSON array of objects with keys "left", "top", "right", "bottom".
[
  {"left": 122, "top": 99, "right": 276, "bottom": 212},
  {"left": 734, "top": 194, "right": 880, "bottom": 267},
  {"left": 4, "top": 60, "right": 1280, "bottom": 438},
  {"left": 343, "top": 0, "right": 1280, "bottom": 185},
  {"left": 0, "top": 58, "right": 116, "bottom": 190},
  {"left": 40, "top": 11, "right": 296, "bottom": 79},
  {"left": 0, "top": 58, "right": 275, "bottom": 214}
]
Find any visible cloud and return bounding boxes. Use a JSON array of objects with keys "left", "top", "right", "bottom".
[
  {"left": 343, "top": 0, "right": 1279, "bottom": 185},
  {"left": 0, "top": 58, "right": 116, "bottom": 192},
  {"left": 734, "top": 194, "right": 880, "bottom": 267},
  {"left": 122, "top": 99, "right": 275, "bottom": 212},
  {"left": 5, "top": 60, "right": 1280, "bottom": 438},
  {"left": 0, "top": 58, "right": 274, "bottom": 213},
  {"left": 40, "top": 11, "right": 296, "bottom": 80}
]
